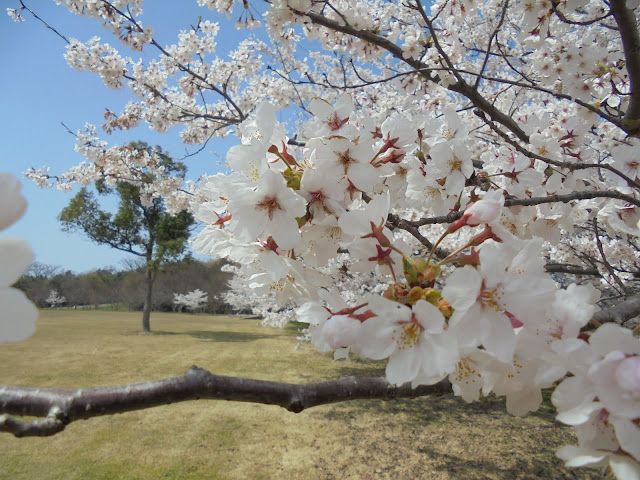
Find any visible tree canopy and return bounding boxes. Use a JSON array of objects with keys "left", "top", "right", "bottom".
[{"left": 59, "top": 142, "right": 194, "bottom": 330}]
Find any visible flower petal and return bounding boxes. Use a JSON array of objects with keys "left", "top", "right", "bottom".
[
  {"left": 0, "top": 288, "right": 37, "bottom": 343},
  {"left": 0, "top": 237, "right": 34, "bottom": 286}
]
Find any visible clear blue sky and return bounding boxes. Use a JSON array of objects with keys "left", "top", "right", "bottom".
[{"left": 0, "top": 1, "right": 266, "bottom": 273}]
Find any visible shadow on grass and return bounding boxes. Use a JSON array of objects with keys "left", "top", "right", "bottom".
[
  {"left": 150, "top": 330, "right": 277, "bottom": 342},
  {"left": 330, "top": 355, "right": 558, "bottom": 424},
  {"left": 419, "top": 446, "right": 522, "bottom": 479},
  {"left": 321, "top": 393, "right": 506, "bottom": 426},
  {"left": 414, "top": 445, "right": 584, "bottom": 480},
  {"left": 321, "top": 386, "right": 559, "bottom": 425}
]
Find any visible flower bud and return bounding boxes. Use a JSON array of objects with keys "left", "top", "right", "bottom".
[
  {"left": 407, "top": 286, "right": 424, "bottom": 304},
  {"left": 423, "top": 288, "right": 441, "bottom": 305},
  {"left": 463, "top": 196, "right": 501, "bottom": 226},
  {"left": 438, "top": 297, "right": 453, "bottom": 319},
  {"left": 447, "top": 191, "right": 504, "bottom": 234}
]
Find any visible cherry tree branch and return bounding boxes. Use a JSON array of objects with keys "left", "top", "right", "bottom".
[
  {"left": 18, "top": 0, "right": 70, "bottom": 43},
  {"left": 503, "top": 190, "right": 640, "bottom": 208},
  {"left": 594, "top": 291, "right": 640, "bottom": 325},
  {"left": 2, "top": 285, "right": 637, "bottom": 439},
  {"left": 551, "top": 4, "right": 612, "bottom": 26},
  {"left": 98, "top": 0, "right": 247, "bottom": 121},
  {"left": 593, "top": 219, "right": 628, "bottom": 294},
  {"left": 22, "top": 0, "right": 246, "bottom": 131},
  {"left": 299, "top": 9, "right": 531, "bottom": 143},
  {"left": 544, "top": 263, "right": 601, "bottom": 276},
  {"left": 386, "top": 212, "right": 448, "bottom": 259},
  {"left": 474, "top": 0, "right": 510, "bottom": 89},
  {"left": 388, "top": 212, "right": 603, "bottom": 277},
  {"left": 610, "top": 0, "right": 640, "bottom": 131},
  {"left": 403, "top": 190, "right": 640, "bottom": 228},
  {"left": 474, "top": 109, "right": 640, "bottom": 190},
  {"left": 0, "top": 367, "right": 452, "bottom": 437}
]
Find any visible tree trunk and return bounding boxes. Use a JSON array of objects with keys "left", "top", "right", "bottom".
[{"left": 142, "top": 267, "right": 153, "bottom": 332}]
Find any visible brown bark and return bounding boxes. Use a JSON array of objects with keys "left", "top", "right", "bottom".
[
  {"left": 0, "top": 367, "right": 452, "bottom": 437},
  {"left": 141, "top": 266, "right": 153, "bottom": 332}
]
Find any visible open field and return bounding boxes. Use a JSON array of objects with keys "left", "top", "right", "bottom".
[{"left": 0, "top": 310, "right": 598, "bottom": 480}]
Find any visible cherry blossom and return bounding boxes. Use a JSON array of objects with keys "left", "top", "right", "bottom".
[
  {"left": 7, "top": 1, "right": 640, "bottom": 477},
  {"left": 227, "top": 168, "right": 306, "bottom": 250}
]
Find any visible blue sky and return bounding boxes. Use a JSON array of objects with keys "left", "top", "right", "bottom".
[{"left": 1, "top": 2, "right": 266, "bottom": 272}]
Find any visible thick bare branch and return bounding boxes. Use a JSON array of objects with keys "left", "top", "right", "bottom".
[
  {"left": 610, "top": 0, "right": 640, "bottom": 131},
  {"left": 504, "top": 190, "right": 640, "bottom": 209},
  {"left": 545, "top": 263, "right": 601, "bottom": 276},
  {"left": 0, "top": 367, "right": 452, "bottom": 437},
  {"left": 594, "top": 292, "right": 640, "bottom": 325}
]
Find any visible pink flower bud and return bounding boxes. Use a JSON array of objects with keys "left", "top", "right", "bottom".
[
  {"left": 463, "top": 197, "right": 502, "bottom": 226},
  {"left": 446, "top": 190, "right": 504, "bottom": 234}
]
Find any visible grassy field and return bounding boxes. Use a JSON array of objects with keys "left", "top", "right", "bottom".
[{"left": 0, "top": 310, "right": 598, "bottom": 480}]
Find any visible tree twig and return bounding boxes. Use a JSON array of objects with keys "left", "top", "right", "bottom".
[{"left": 299, "top": 9, "right": 531, "bottom": 143}]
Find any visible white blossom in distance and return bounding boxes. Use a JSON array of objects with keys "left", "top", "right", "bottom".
[
  {"left": 173, "top": 289, "right": 209, "bottom": 312},
  {"left": 45, "top": 290, "right": 66, "bottom": 308}
]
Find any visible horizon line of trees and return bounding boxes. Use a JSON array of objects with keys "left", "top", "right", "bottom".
[{"left": 14, "top": 257, "right": 235, "bottom": 315}]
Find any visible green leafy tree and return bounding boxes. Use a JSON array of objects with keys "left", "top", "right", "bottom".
[{"left": 59, "top": 143, "right": 193, "bottom": 331}]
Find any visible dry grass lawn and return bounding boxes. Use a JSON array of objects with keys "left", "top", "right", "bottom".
[{"left": 0, "top": 310, "right": 598, "bottom": 480}]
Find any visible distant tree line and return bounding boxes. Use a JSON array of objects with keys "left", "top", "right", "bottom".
[{"left": 15, "top": 257, "right": 234, "bottom": 314}]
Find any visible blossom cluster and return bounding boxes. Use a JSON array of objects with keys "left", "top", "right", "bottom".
[
  {"left": 24, "top": 130, "right": 193, "bottom": 214},
  {"left": 189, "top": 96, "right": 640, "bottom": 477}
]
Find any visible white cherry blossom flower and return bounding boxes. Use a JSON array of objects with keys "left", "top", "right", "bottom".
[
  {"left": 300, "top": 216, "right": 351, "bottom": 267},
  {"left": 462, "top": 189, "right": 504, "bottom": 226},
  {"left": 299, "top": 167, "right": 347, "bottom": 220},
  {"left": 429, "top": 140, "right": 474, "bottom": 193},
  {"left": 314, "top": 137, "right": 379, "bottom": 193},
  {"left": 0, "top": 173, "right": 37, "bottom": 343},
  {"left": 359, "top": 297, "right": 457, "bottom": 386},
  {"left": 612, "top": 141, "right": 640, "bottom": 180},
  {"left": 553, "top": 324, "right": 640, "bottom": 475},
  {"left": 442, "top": 238, "right": 556, "bottom": 362},
  {"left": 305, "top": 93, "right": 356, "bottom": 138},
  {"left": 425, "top": 108, "right": 469, "bottom": 146},
  {"left": 228, "top": 169, "right": 306, "bottom": 250},
  {"left": 448, "top": 189, "right": 504, "bottom": 233}
]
